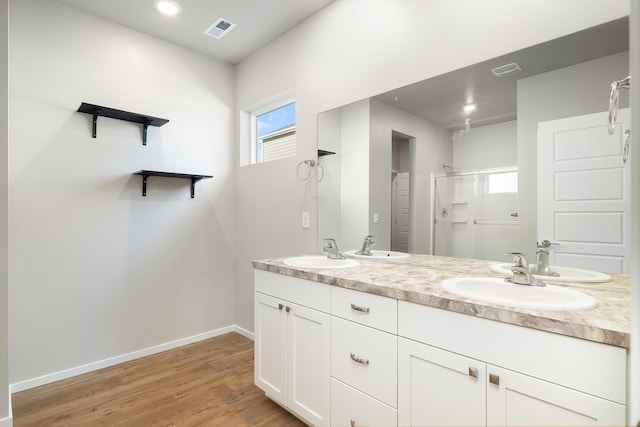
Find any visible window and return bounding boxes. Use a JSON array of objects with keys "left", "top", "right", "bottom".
[
  {"left": 253, "top": 100, "right": 296, "bottom": 164},
  {"left": 487, "top": 171, "right": 518, "bottom": 194}
]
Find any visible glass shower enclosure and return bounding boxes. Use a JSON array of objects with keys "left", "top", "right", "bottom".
[{"left": 432, "top": 168, "right": 518, "bottom": 262}]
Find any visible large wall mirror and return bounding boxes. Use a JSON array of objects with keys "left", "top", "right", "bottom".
[{"left": 317, "top": 17, "right": 631, "bottom": 273}]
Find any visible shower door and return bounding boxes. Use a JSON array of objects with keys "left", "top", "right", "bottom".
[{"left": 433, "top": 169, "right": 518, "bottom": 262}]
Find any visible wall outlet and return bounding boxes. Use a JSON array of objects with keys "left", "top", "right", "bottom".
[
  {"left": 302, "top": 211, "right": 310, "bottom": 229},
  {"left": 373, "top": 213, "right": 379, "bottom": 224}
]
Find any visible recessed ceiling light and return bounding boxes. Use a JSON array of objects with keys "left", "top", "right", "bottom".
[
  {"left": 155, "top": 0, "right": 181, "bottom": 15},
  {"left": 463, "top": 104, "right": 476, "bottom": 113}
]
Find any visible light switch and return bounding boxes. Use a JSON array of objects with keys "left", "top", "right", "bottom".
[
  {"left": 373, "top": 213, "right": 379, "bottom": 224},
  {"left": 302, "top": 211, "right": 310, "bottom": 229}
]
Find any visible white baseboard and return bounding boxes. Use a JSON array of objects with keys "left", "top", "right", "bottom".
[
  {"left": 233, "top": 324, "right": 254, "bottom": 340},
  {"left": 11, "top": 324, "right": 252, "bottom": 394},
  {"left": 0, "top": 389, "right": 11, "bottom": 427}
]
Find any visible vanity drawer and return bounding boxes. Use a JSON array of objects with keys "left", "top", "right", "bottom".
[
  {"left": 331, "top": 285, "right": 397, "bottom": 333},
  {"left": 331, "top": 378, "right": 397, "bottom": 427},
  {"left": 331, "top": 316, "right": 397, "bottom": 407},
  {"left": 254, "top": 269, "right": 330, "bottom": 312}
]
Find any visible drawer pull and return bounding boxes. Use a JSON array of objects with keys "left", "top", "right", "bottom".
[
  {"left": 350, "top": 303, "right": 370, "bottom": 313},
  {"left": 278, "top": 304, "right": 284, "bottom": 310},
  {"left": 285, "top": 306, "right": 291, "bottom": 313},
  {"left": 468, "top": 367, "right": 478, "bottom": 379},
  {"left": 489, "top": 373, "right": 500, "bottom": 386},
  {"left": 350, "top": 352, "right": 370, "bottom": 366},
  {"left": 350, "top": 420, "right": 357, "bottom": 427}
]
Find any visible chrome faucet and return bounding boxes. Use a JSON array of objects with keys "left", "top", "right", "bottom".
[
  {"left": 323, "top": 238, "right": 346, "bottom": 260},
  {"left": 530, "top": 240, "right": 559, "bottom": 277},
  {"left": 505, "top": 252, "right": 545, "bottom": 287},
  {"left": 356, "top": 235, "right": 375, "bottom": 256}
]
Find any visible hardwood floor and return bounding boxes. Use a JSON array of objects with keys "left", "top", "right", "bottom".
[{"left": 12, "top": 332, "right": 307, "bottom": 426}]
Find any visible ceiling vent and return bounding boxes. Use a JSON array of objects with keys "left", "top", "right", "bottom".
[
  {"left": 491, "top": 62, "right": 522, "bottom": 77},
  {"left": 204, "top": 17, "right": 236, "bottom": 39}
]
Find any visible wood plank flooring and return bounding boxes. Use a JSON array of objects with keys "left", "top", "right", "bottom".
[{"left": 12, "top": 332, "right": 307, "bottom": 426}]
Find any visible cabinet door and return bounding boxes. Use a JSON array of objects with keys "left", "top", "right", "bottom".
[
  {"left": 254, "top": 292, "right": 288, "bottom": 407},
  {"left": 288, "top": 302, "right": 331, "bottom": 427},
  {"left": 398, "top": 337, "right": 486, "bottom": 427},
  {"left": 486, "top": 365, "right": 626, "bottom": 427}
]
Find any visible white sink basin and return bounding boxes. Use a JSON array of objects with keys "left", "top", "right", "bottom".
[
  {"left": 282, "top": 255, "right": 360, "bottom": 269},
  {"left": 489, "top": 263, "right": 611, "bottom": 283},
  {"left": 441, "top": 277, "right": 597, "bottom": 311},
  {"left": 344, "top": 249, "right": 410, "bottom": 259}
]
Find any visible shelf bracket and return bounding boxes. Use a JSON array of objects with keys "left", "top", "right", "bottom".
[
  {"left": 142, "top": 120, "right": 152, "bottom": 146},
  {"left": 191, "top": 177, "right": 203, "bottom": 199},
  {"left": 92, "top": 108, "right": 101, "bottom": 139},
  {"left": 141, "top": 172, "right": 151, "bottom": 197}
]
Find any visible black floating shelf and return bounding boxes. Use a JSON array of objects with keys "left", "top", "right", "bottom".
[
  {"left": 78, "top": 102, "right": 169, "bottom": 145},
  {"left": 318, "top": 149, "right": 336, "bottom": 157},
  {"left": 133, "top": 170, "right": 213, "bottom": 199}
]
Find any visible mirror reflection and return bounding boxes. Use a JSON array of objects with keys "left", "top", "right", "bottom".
[{"left": 317, "top": 18, "right": 630, "bottom": 273}]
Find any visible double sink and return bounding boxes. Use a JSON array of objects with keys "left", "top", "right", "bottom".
[{"left": 282, "top": 254, "right": 601, "bottom": 312}]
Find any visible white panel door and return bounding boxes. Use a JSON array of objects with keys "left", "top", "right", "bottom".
[
  {"left": 537, "top": 109, "right": 631, "bottom": 273},
  {"left": 288, "top": 302, "right": 331, "bottom": 426},
  {"left": 486, "top": 365, "right": 625, "bottom": 426},
  {"left": 398, "top": 337, "right": 486, "bottom": 427},
  {"left": 254, "top": 292, "right": 288, "bottom": 406},
  {"left": 391, "top": 172, "right": 410, "bottom": 252}
]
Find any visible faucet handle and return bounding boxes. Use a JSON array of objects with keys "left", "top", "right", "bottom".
[
  {"left": 507, "top": 252, "right": 529, "bottom": 268},
  {"left": 539, "top": 240, "right": 558, "bottom": 248},
  {"left": 323, "top": 238, "right": 337, "bottom": 247}
]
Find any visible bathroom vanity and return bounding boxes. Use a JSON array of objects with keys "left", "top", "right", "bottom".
[{"left": 253, "top": 254, "right": 630, "bottom": 427}]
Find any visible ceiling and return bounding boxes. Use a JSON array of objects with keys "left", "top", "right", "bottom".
[
  {"left": 54, "top": 0, "right": 335, "bottom": 64},
  {"left": 52, "top": 2, "right": 628, "bottom": 128},
  {"left": 374, "top": 17, "right": 629, "bottom": 131}
]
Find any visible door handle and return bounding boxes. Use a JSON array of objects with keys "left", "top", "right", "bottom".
[
  {"left": 350, "top": 352, "right": 370, "bottom": 366},
  {"left": 350, "top": 303, "right": 370, "bottom": 313},
  {"left": 468, "top": 367, "right": 478, "bottom": 379},
  {"left": 489, "top": 373, "right": 500, "bottom": 386}
]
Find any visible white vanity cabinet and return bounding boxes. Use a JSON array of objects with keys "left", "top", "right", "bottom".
[
  {"left": 398, "top": 300, "right": 627, "bottom": 427},
  {"left": 254, "top": 270, "right": 331, "bottom": 426},
  {"left": 254, "top": 267, "right": 628, "bottom": 427}
]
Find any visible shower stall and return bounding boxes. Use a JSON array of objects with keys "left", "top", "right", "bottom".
[{"left": 431, "top": 168, "right": 518, "bottom": 262}]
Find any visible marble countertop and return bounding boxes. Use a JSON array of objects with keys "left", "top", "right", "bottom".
[{"left": 253, "top": 253, "right": 631, "bottom": 349}]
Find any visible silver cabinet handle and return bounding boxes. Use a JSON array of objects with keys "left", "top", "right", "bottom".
[
  {"left": 350, "top": 420, "right": 357, "bottom": 427},
  {"left": 350, "top": 303, "right": 370, "bottom": 313},
  {"left": 350, "top": 352, "right": 369, "bottom": 366},
  {"left": 468, "top": 367, "right": 478, "bottom": 379},
  {"left": 489, "top": 373, "right": 500, "bottom": 386}
]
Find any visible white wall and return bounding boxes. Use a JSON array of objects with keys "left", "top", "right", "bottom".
[
  {"left": 516, "top": 52, "right": 629, "bottom": 257},
  {"left": 453, "top": 121, "right": 517, "bottom": 172},
  {"left": 317, "top": 108, "right": 342, "bottom": 252},
  {"left": 339, "top": 100, "right": 370, "bottom": 251},
  {"left": 0, "top": 0, "right": 8, "bottom": 421},
  {"left": 234, "top": 0, "right": 630, "bottom": 332},
  {"left": 9, "top": 0, "right": 235, "bottom": 385}
]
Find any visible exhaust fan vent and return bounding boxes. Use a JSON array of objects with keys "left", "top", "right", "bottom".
[
  {"left": 491, "top": 62, "right": 521, "bottom": 77},
  {"left": 204, "top": 17, "right": 236, "bottom": 39}
]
